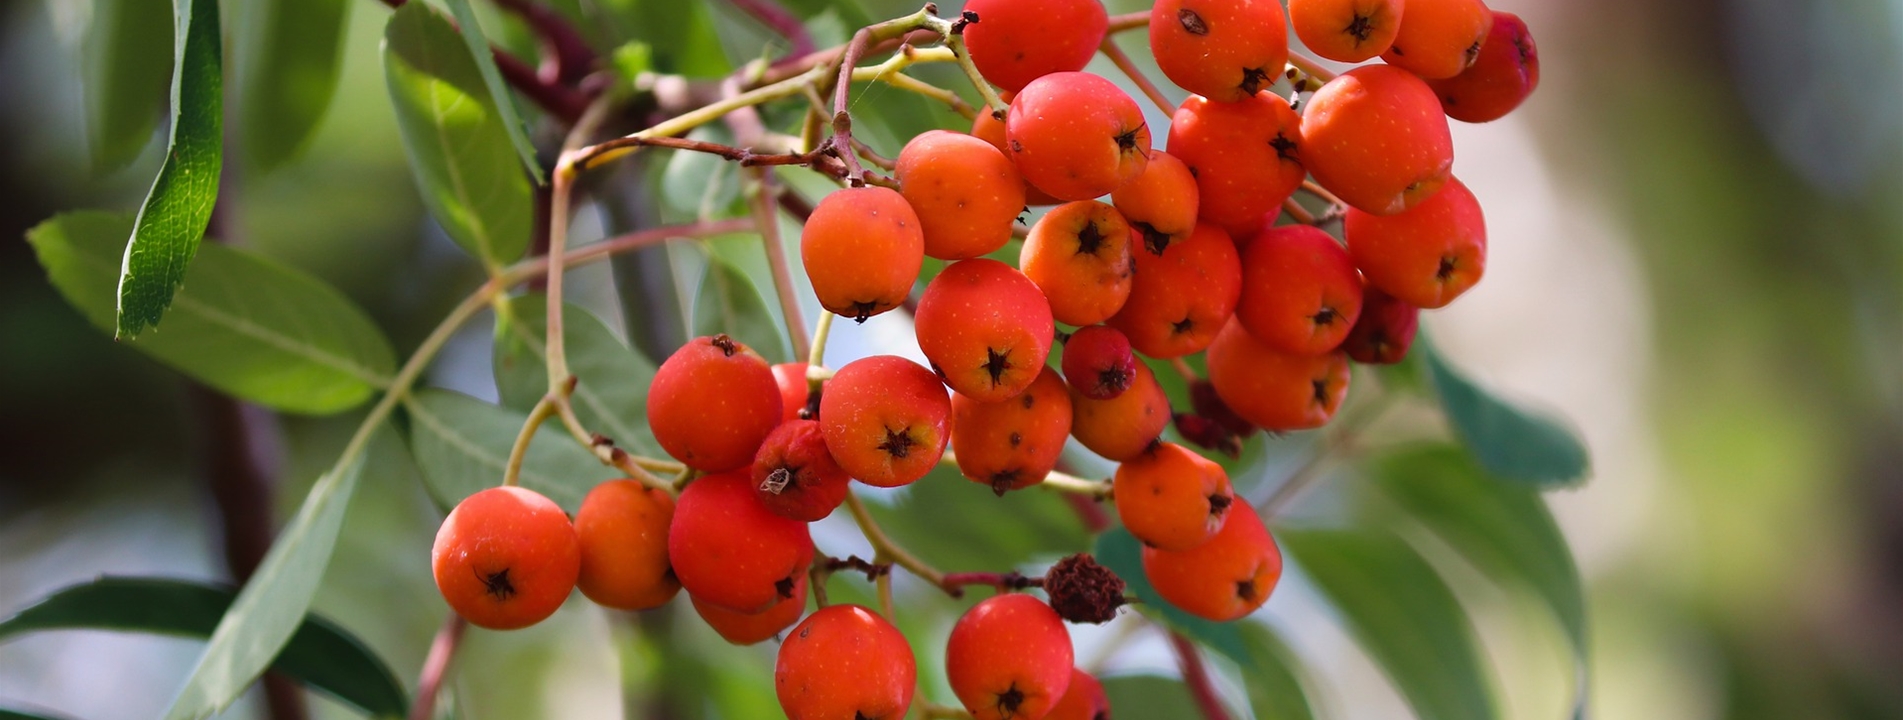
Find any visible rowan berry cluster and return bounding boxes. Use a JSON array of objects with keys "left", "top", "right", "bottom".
[{"left": 428, "top": 0, "right": 1539, "bottom": 715}]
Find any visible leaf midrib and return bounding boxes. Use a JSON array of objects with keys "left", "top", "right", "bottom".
[{"left": 73, "top": 247, "right": 392, "bottom": 388}]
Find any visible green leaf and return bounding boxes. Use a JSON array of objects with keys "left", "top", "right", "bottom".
[
  {"left": 690, "top": 253, "right": 788, "bottom": 363},
  {"left": 114, "top": 0, "right": 224, "bottom": 339},
  {"left": 494, "top": 295, "right": 661, "bottom": 455},
  {"left": 28, "top": 211, "right": 397, "bottom": 415},
  {"left": 1281, "top": 527, "right": 1499, "bottom": 720},
  {"left": 0, "top": 577, "right": 406, "bottom": 717},
  {"left": 868, "top": 466, "right": 1091, "bottom": 573},
  {"left": 1092, "top": 527, "right": 1252, "bottom": 664},
  {"left": 82, "top": 0, "right": 172, "bottom": 173},
  {"left": 441, "top": 0, "right": 546, "bottom": 185},
  {"left": 163, "top": 447, "right": 372, "bottom": 720},
  {"left": 1371, "top": 444, "right": 1589, "bottom": 711},
  {"left": 1420, "top": 337, "right": 1590, "bottom": 488},
  {"left": 383, "top": 2, "right": 535, "bottom": 269},
  {"left": 1237, "top": 623, "right": 1318, "bottom": 720},
  {"left": 1100, "top": 675, "right": 1203, "bottom": 718},
  {"left": 242, "top": 0, "right": 350, "bottom": 171},
  {"left": 402, "top": 388, "right": 620, "bottom": 513}
]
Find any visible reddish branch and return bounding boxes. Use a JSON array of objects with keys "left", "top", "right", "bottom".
[
  {"left": 409, "top": 615, "right": 469, "bottom": 720},
  {"left": 374, "top": 0, "right": 590, "bottom": 123},
  {"left": 726, "top": 0, "right": 816, "bottom": 62},
  {"left": 1170, "top": 632, "right": 1234, "bottom": 720},
  {"left": 941, "top": 571, "right": 1043, "bottom": 597},
  {"left": 494, "top": 0, "right": 600, "bottom": 85}
]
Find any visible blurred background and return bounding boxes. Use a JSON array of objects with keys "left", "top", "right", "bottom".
[{"left": 1, "top": 0, "right": 1901, "bottom": 718}]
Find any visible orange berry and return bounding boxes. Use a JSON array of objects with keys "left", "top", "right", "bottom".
[
  {"left": 946, "top": 594, "right": 1074, "bottom": 720},
  {"left": 1236, "top": 225, "right": 1365, "bottom": 356},
  {"left": 971, "top": 91, "right": 1062, "bottom": 207},
  {"left": 1166, "top": 93, "right": 1305, "bottom": 240},
  {"left": 962, "top": 0, "right": 1107, "bottom": 93},
  {"left": 1141, "top": 501, "right": 1282, "bottom": 621},
  {"left": 1060, "top": 324, "right": 1137, "bottom": 401},
  {"left": 952, "top": 366, "right": 1074, "bottom": 495},
  {"left": 898, "top": 130, "right": 1028, "bottom": 260},
  {"left": 667, "top": 470, "right": 814, "bottom": 613},
  {"left": 1300, "top": 65, "right": 1454, "bottom": 216},
  {"left": 1113, "top": 442, "right": 1235, "bottom": 551},
  {"left": 915, "top": 259, "right": 1055, "bottom": 403},
  {"left": 752, "top": 419, "right": 851, "bottom": 522},
  {"left": 1006, "top": 72, "right": 1152, "bottom": 201},
  {"left": 1342, "top": 285, "right": 1420, "bottom": 364},
  {"left": 1380, "top": 0, "right": 1491, "bottom": 79},
  {"left": 818, "top": 355, "right": 952, "bottom": 488},
  {"left": 1289, "top": 0, "right": 1404, "bottom": 63},
  {"left": 1045, "top": 669, "right": 1111, "bottom": 720},
  {"left": 574, "top": 480, "right": 679, "bottom": 611},
  {"left": 691, "top": 573, "right": 807, "bottom": 645},
  {"left": 1205, "top": 319, "right": 1350, "bottom": 432},
  {"left": 1342, "top": 176, "right": 1486, "bottom": 308},
  {"left": 776, "top": 604, "right": 918, "bottom": 719},
  {"left": 647, "top": 334, "right": 782, "bottom": 472},
  {"left": 801, "top": 186, "right": 924, "bottom": 322},
  {"left": 1425, "top": 11, "right": 1539, "bottom": 123},
  {"left": 1070, "top": 361, "right": 1172, "bottom": 461},
  {"left": 1020, "top": 201, "right": 1135, "bottom": 326},
  {"left": 432, "top": 486, "right": 580, "bottom": 630},
  {"left": 1106, "top": 222, "right": 1241, "bottom": 359},
  {"left": 772, "top": 362, "right": 811, "bottom": 422},
  {"left": 1111, "top": 151, "right": 1200, "bottom": 255},
  {"left": 1149, "top": 0, "right": 1289, "bottom": 102}
]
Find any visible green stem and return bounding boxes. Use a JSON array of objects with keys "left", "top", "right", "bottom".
[{"left": 844, "top": 493, "right": 946, "bottom": 589}]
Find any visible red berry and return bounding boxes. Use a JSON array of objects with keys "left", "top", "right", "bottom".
[
  {"left": 575, "top": 480, "right": 678, "bottom": 611},
  {"left": 962, "top": 0, "right": 1107, "bottom": 93},
  {"left": 1300, "top": 65, "right": 1455, "bottom": 216},
  {"left": 1006, "top": 72, "right": 1152, "bottom": 202},
  {"left": 1045, "top": 668, "right": 1111, "bottom": 720},
  {"left": 1341, "top": 285, "right": 1420, "bottom": 364},
  {"left": 1107, "top": 222, "right": 1241, "bottom": 359},
  {"left": 1425, "top": 11, "right": 1540, "bottom": 123},
  {"left": 801, "top": 187, "right": 924, "bottom": 322},
  {"left": 898, "top": 130, "right": 1027, "bottom": 260},
  {"left": 1020, "top": 201, "right": 1136, "bottom": 327},
  {"left": 1070, "top": 361, "right": 1173, "bottom": 461},
  {"left": 915, "top": 259, "right": 1056, "bottom": 403},
  {"left": 1205, "top": 319, "right": 1351, "bottom": 432},
  {"left": 1167, "top": 93, "right": 1306, "bottom": 239},
  {"left": 951, "top": 366, "right": 1073, "bottom": 495},
  {"left": 1149, "top": 0, "right": 1290, "bottom": 102},
  {"left": 946, "top": 594, "right": 1074, "bottom": 720},
  {"left": 1061, "top": 325, "right": 1137, "bottom": 401},
  {"left": 1290, "top": 0, "right": 1404, "bottom": 63},
  {"left": 1142, "top": 501, "right": 1282, "bottom": 621},
  {"left": 819, "top": 355, "right": 952, "bottom": 488},
  {"left": 752, "top": 420, "right": 851, "bottom": 522},
  {"left": 1343, "top": 176, "right": 1486, "bottom": 308},
  {"left": 1113, "top": 442, "right": 1235, "bottom": 551},
  {"left": 1380, "top": 0, "right": 1492, "bottom": 79},
  {"left": 647, "top": 334, "right": 783, "bottom": 472},
  {"left": 776, "top": 604, "right": 917, "bottom": 719},
  {"left": 432, "top": 486, "right": 580, "bottom": 630},
  {"left": 667, "top": 470, "right": 814, "bottom": 613},
  {"left": 1236, "top": 225, "right": 1365, "bottom": 356},
  {"left": 691, "top": 573, "right": 807, "bottom": 645}
]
